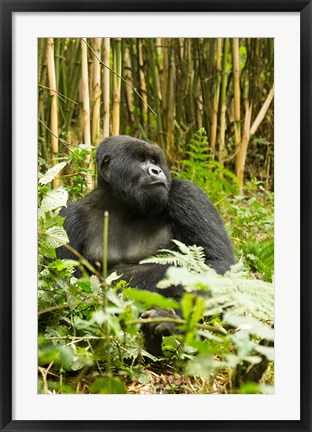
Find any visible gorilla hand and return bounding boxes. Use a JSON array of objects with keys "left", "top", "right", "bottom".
[{"left": 140, "top": 308, "right": 180, "bottom": 356}]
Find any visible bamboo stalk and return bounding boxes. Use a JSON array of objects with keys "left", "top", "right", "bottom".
[
  {"left": 54, "top": 38, "right": 61, "bottom": 90},
  {"left": 127, "top": 39, "right": 146, "bottom": 136},
  {"left": 196, "top": 39, "right": 213, "bottom": 139},
  {"left": 103, "top": 38, "right": 110, "bottom": 138},
  {"left": 147, "top": 38, "right": 164, "bottom": 147},
  {"left": 46, "top": 38, "right": 59, "bottom": 188},
  {"left": 81, "top": 38, "right": 93, "bottom": 190},
  {"left": 123, "top": 44, "right": 135, "bottom": 125},
  {"left": 154, "top": 38, "right": 163, "bottom": 101},
  {"left": 219, "top": 38, "right": 230, "bottom": 164},
  {"left": 91, "top": 38, "right": 102, "bottom": 146},
  {"left": 38, "top": 39, "right": 48, "bottom": 152},
  {"left": 250, "top": 84, "right": 274, "bottom": 135},
  {"left": 83, "top": 37, "right": 156, "bottom": 118},
  {"left": 161, "top": 37, "right": 169, "bottom": 132},
  {"left": 210, "top": 38, "right": 222, "bottom": 152},
  {"left": 236, "top": 102, "right": 252, "bottom": 189},
  {"left": 232, "top": 38, "right": 241, "bottom": 123},
  {"left": 166, "top": 41, "right": 175, "bottom": 161},
  {"left": 175, "top": 38, "right": 186, "bottom": 136},
  {"left": 38, "top": 38, "right": 46, "bottom": 82},
  {"left": 185, "top": 39, "right": 195, "bottom": 131},
  {"left": 232, "top": 38, "right": 242, "bottom": 176},
  {"left": 235, "top": 83, "right": 274, "bottom": 190},
  {"left": 65, "top": 39, "right": 81, "bottom": 138},
  {"left": 137, "top": 39, "right": 148, "bottom": 128},
  {"left": 192, "top": 43, "right": 201, "bottom": 131},
  {"left": 112, "top": 38, "right": 122, "bottom": 136},
  {"left": 59, "top": 38, "right": 68, "bottom": 97}
]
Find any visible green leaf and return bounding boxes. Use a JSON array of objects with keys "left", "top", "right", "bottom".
[
  {"left": 123, "top": 288, "right": 179, "bottom": 309},
  {"left": 185, "top": 353, "right": 221, "bottom": 377},
  {"left": 38, "top": 238, "right": 56, "bottom": 259},
  {"left": 239, "top": 382, "right": 260, "bottom": 394},
  {"left": 39, "top": 162, "right": 67, "bottom": 185},
  {"left": 92, "top": 310, "right": 106, "bottom": 325},
  {"left": 38, "top": 344, "right": 74, "bottom": 370},
  {"left": 41, "top": 187, "right": 68, "bottom": 211},
  {"left": 43, "top": 226, "right": 69, "bottom": 249},
  {"left": 90, "top": 377, "right": 127, "bottom": 394},
  {"left": 224, "top": 313, "right": 274, "bottom": 341},
  {"left": 254, "top": 344, "right": 274, "bottom": 361},
  {"left": 90, "top": 275, "right": 102, "bottom": 294},
  {"left": 76, "top": 279, "right": 92, "bottom": 293}
]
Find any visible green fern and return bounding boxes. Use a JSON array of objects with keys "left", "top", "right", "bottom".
[
  {"left": 175, "top": 128, "right": 239, "bottom": 202},
  {"left": 140, "top": 240, "right": 208, "bottom": 273},
  {"left": 157, "top": 263, "right": 274, "bottom": 324},
  {"left": 242, "top": 239, "right": 274, "bottom": 282},
  {"left": 142, "top": 241, "right": 274, "bottom": 324}
]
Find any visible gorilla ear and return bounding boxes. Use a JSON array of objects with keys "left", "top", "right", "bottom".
[
  {"left": 99, "top": 154, "right": 110, "bottom": 170},
  {"left": 98, "top": 154, "right": 111, "bottom": 183},
  {"left": 103, "top": 155, "right": 110, "bottom": 166}
]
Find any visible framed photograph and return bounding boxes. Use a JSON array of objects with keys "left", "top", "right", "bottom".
[{"left": 1, "top": 0, "right": 311, "bottom": 431}]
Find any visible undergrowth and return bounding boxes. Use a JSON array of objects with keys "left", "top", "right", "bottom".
[{"left": 38, "top": 129, "right": 274, "bottom": 394}]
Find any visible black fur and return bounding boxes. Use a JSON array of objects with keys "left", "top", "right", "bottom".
[{"left": 57, "top": 135, "right": 234, "bottom": 353}]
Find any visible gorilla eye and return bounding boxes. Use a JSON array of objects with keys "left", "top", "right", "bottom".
[
  {"left": 139, "top": 155, "right": 146, "bottom": 162},
  {"left": 151, "top": 157, "right": 158, "bottom": 164}
]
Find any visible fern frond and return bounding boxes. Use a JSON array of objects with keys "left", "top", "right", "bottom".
[{"left": 140, "top": 240, "right": 208, "bottom": 273}]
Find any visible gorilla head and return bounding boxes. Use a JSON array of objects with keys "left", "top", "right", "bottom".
[{"left": 96, "top": 135, "right": 172, "bottom": 215}]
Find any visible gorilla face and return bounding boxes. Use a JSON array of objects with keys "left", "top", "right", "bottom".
[{"left": 96, "top": 136, "right": 172, "bottom": 215}]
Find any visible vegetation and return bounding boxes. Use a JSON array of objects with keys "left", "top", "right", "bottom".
[{"left": 38, "top": 37, "right": 274, "bottom": 394}]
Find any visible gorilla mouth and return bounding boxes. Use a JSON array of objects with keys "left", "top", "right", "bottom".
[{"left": 146, "top": 180, "right": 167, "bottom": 187}]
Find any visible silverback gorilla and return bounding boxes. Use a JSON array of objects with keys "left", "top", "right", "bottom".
[{"left": 57, "top": 135, "right": 234, "bottom": 354}]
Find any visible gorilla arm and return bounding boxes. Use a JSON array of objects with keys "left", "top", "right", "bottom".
[
  {"left": 58, "top": 202, "right": 86, "bottom": 263},
  {"left": 167, "top": 179, "right": 234, "bottom": 275}
]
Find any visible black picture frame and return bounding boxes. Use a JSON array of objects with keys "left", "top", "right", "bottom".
[{"left": 1, "top": 1, "right": 311, "bottom": 431}]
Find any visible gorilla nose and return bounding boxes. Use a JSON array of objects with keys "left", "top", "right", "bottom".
[{"left": 147, "top": 165, "right": 166, "bottom": 183}]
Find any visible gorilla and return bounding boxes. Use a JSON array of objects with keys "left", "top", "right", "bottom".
[{"left": 57, "top": 135, "right": 234, "bottom": 354}]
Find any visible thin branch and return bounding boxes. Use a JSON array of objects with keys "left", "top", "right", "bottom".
[
  {"left": 38, "top": 300, "right": 100, "bottom": 316},
  {"left": 81, "top": 38, "right": 157, "bottom": 117},
  {"left": 220, "top": 148, "right": 241, "bottom": 164},
  {"left": 39, "top": 85, "right": 79, "bottom": 105},
  {"left": 62, "top": 242, "right": 101, "bottom": 277},
  {"left": 45, "top": 336, "right": 108, "bottom": 341}
]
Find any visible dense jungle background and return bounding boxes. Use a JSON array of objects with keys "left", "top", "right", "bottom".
[{"left": 38, "top": 38, "right": 274, "bottom": 395}]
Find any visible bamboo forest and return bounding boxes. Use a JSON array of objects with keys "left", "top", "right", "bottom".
[{"left": 38, "top": 38, "right": 274, "bottom": 395}]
